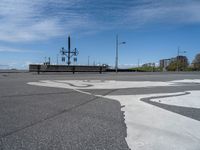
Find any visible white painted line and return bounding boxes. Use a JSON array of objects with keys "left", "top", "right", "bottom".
[
  {"left": 170, "top": 79, "right": 200, "bottom": 84},
  {"left": 104, "top": 92, "right": 200, "bottom": 150},
  {"left": 151, "top": 91, "right": 200, "bottom": 109},
  {"left": 28, "top": 80, "right": 177, "bottom": 90},
  {"left": 73, "top": 89, "right": 93, "bottom": 96}
]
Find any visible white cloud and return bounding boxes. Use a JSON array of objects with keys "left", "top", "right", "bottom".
[
  {"left": 0, "top": 46, "right": 43, "bottom": 53},
  {"left": 1, "top": 0, "right": 200, "bottom": 43},
  {"left": 0, "top": 19, "right": 63, "bottom": 42},
  {"left": 0, "top": 0, "right": 90, "bottom": 42},
  {"left": 125, "top": 1, "right": 200, "bottom": 27}
]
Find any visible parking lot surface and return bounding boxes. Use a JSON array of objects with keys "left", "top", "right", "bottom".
[{"left": 0, "top": 72, "right": 200, "bottom": 150}]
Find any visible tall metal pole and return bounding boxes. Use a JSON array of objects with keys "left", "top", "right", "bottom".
[
  {"left": 56, "top": 54, "right": 58, "bottom": 65},
  {"left": 138, "top": 59, "right": 140, "bottom": 68},
  {"left": 115, "top": 35, "right": 118, "bottom": 73},
  {"left": 137, "top": 59, "right": 140, "bottom": 72},
  {"left": 67, "top": 36, "right": 71, "bottom": 65},
  {"left": 88, "top": 56, "right": 90, "bottom": 66},
  {"left": 60, "top": 35, "right": 79, "bottom": 66},
  {"left": 48, "top": 57, "right": 51, "bottom": 65},
  {"left": 177, "top": 47, "right": 180, "bottom": 72}
]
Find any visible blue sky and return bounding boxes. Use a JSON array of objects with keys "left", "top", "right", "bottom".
[{"left": 0, "top": 0, "right": 200, "bottom": 69}]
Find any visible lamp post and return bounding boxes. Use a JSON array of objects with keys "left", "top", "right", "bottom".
[
  {"left": 176, "top": 47, "right": 187, "bottom": 72},
  {"left": 115, "top": 35, "right": 126, "bottom": 73}
]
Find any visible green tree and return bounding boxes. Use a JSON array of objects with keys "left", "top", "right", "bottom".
[
  {"left": 167, "top": 56, "right": 189, "bottom": 71},
  {"left": 166, "top": 61, "right": 177, "bottom": 71}
]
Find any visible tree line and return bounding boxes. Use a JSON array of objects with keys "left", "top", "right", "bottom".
[{"left": 166, "top": 53, "right": 200, "bottom": 71}]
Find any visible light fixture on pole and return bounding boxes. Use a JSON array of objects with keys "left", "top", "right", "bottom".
[{"left": 115, "top": 35, "right": 126, "bottom": 73}]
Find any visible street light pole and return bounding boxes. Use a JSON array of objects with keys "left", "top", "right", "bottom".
[
  {"left": 115, "top": 35, "right": 119, "bottom": 73},
  {"left": 115, "top": 35, "right": 126, "bottom": 73},
  {"left": 176, "top": 47, "right": 180, "bottom": 72}
]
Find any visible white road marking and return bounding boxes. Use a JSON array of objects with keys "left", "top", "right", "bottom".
[
  {"left": 170, "top": 79, "right": 200, "bottom": 84},
  {"left": 104, "top": 92, "right": 200, "bottom": 150},
  {"left": 28, "top": 80, "right": 176, "bottom": 90},
  {"left": 27, "top": 79, "right": 200, "bottom": 150},
  {"left": 151, "top": 91, "right": 200, "bottom": 109}
]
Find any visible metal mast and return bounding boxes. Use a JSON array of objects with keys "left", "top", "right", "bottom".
[
  {"left": 67, "top": 36, "right": 71, "bottom": 65},
  {"left": 60, "top": 35, "right": 79, "bottom": 65}
]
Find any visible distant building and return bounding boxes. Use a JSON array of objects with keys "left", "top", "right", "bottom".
[
  {"left": 176, "top": 56, "right": 188, "bottom": 65},
  {"left": 160, "top": 56, "right": 188, "bottom": 71},
  {"left": 159, "top": 59, "right": 171, "bottom": 69},
  {"left": 160, "top": 58, "right": 176, "bottom": 69}
]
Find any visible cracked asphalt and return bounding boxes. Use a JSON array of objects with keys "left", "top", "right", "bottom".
[{"left": 0, "top": 72, "right": 200, "bottom": 150}]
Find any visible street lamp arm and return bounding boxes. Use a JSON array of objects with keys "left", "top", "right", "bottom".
[{"left": 119, "top": 42, "right": 126, "bottom": 45}]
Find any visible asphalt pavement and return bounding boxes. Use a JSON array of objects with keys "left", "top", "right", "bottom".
[{"left": 0, "top": 72, "right": 200, "bottom": 150}]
